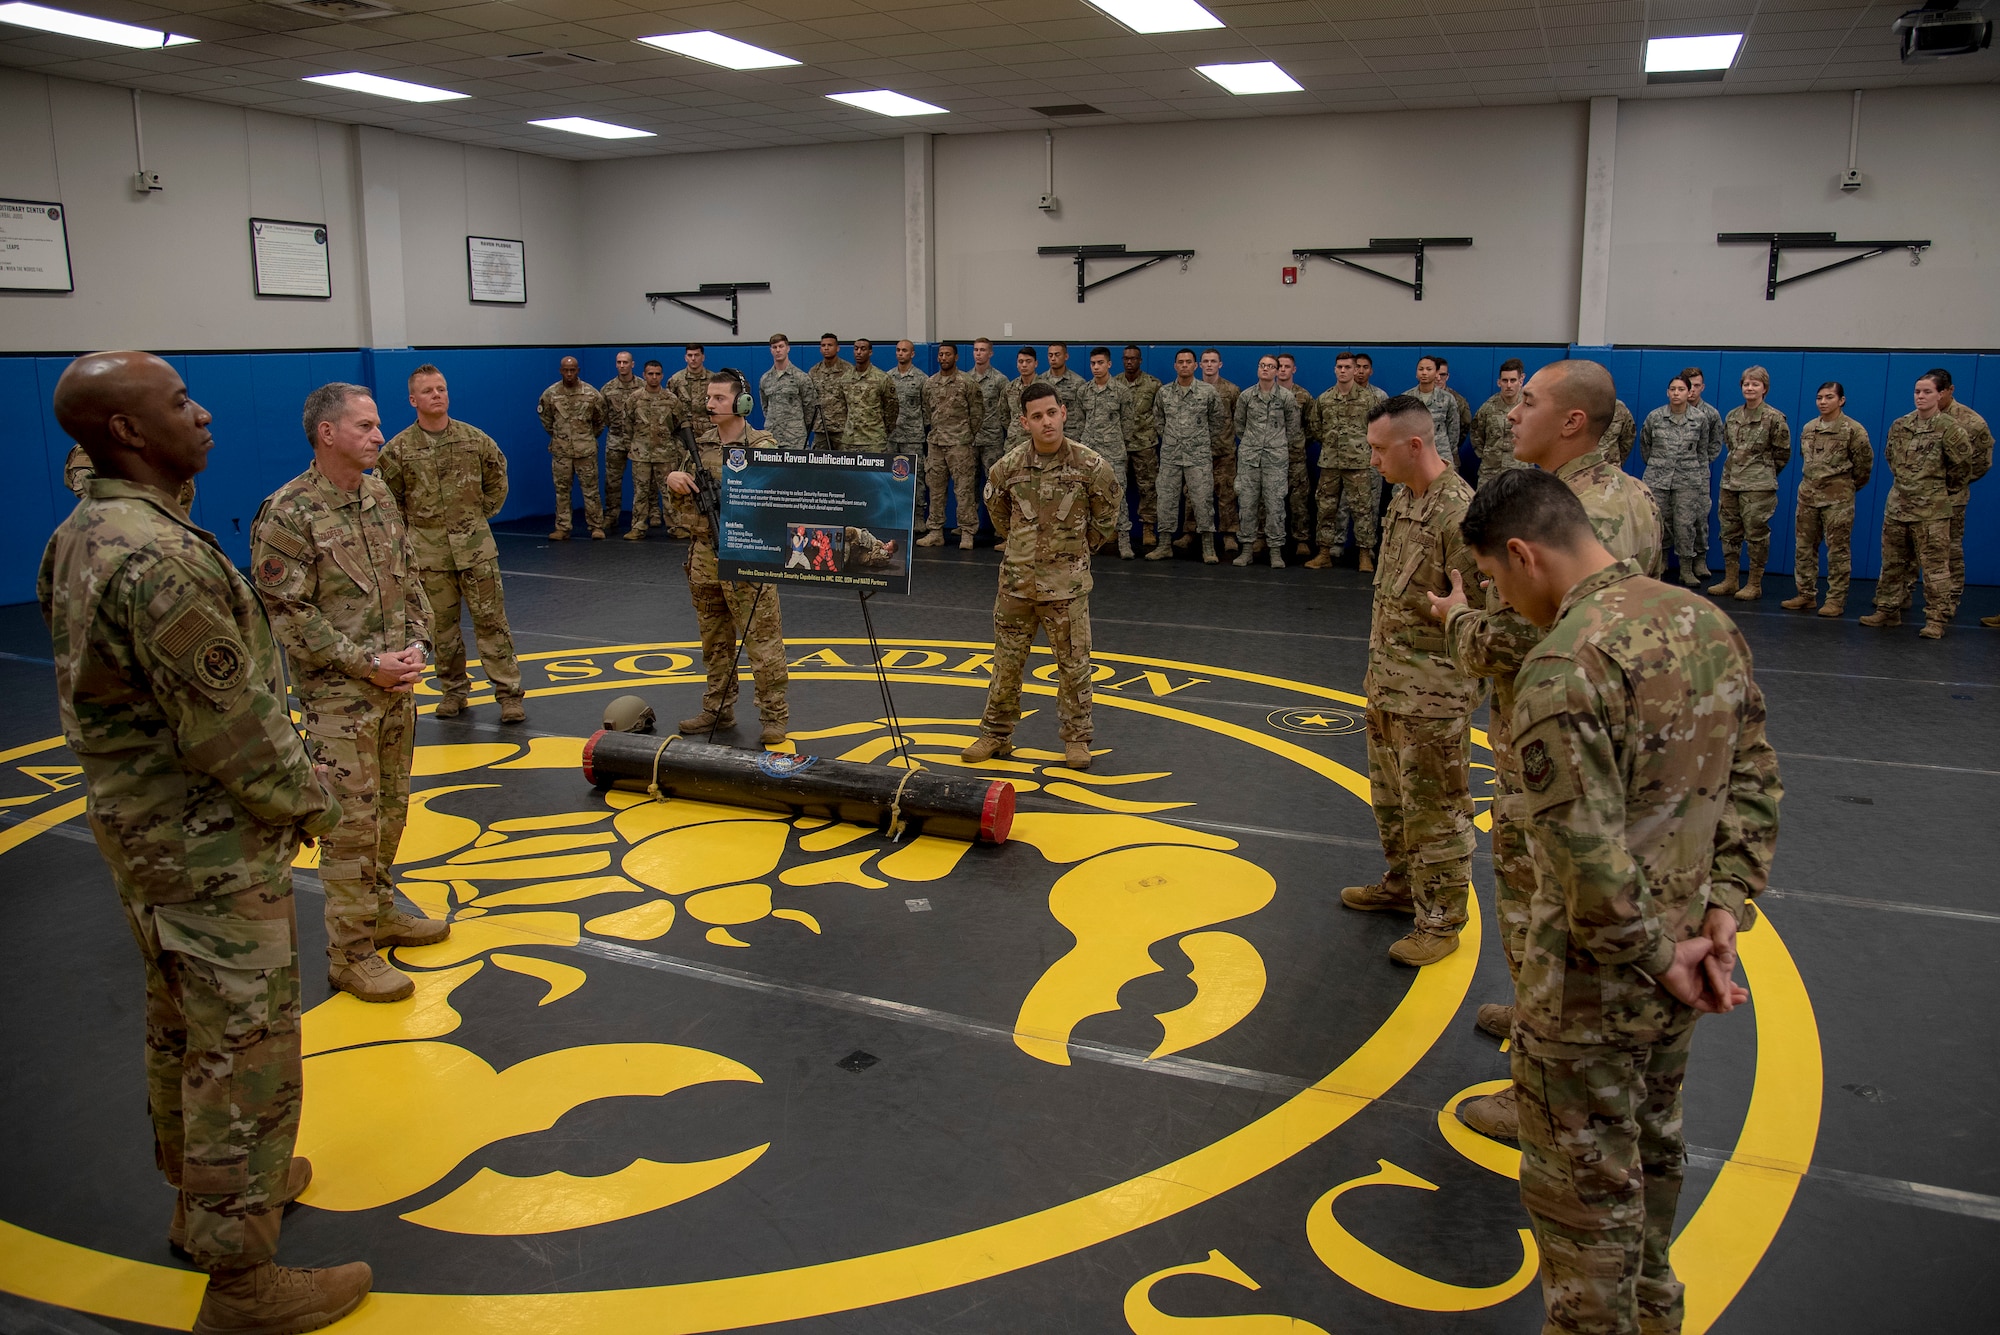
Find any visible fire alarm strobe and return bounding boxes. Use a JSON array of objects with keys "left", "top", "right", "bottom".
[{"left": 1281, "top": 266, "right": 1298, "bottom": 285}]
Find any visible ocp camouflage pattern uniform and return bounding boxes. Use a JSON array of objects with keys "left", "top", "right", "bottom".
[
  {"left": 537, "top": 379, "right": 606, "bottom": 535},
  {"left": 1600, "top": 400, "right": 1636, "bottom": 468},
  {"left": 1313, "top": 382, "right": 1384, "bottom": 551},
  {"left": 40, "top": 478, "right": 340, "bottom": 1272},
  {"left": 1637, "top": 406, "right": 1716, "bottom": 583},
  {"left": 252, "top": 465, "right": 431, "bottom": 967},
  {"left": 599, "top": 371, "right": 643, "bottom": 525},
  {"left": 667, "top": 365, "right": 712, "bottom": 426},
  {"left": 1447, "top": 387, "right": 1474, "bottom": 462},
  {"left": 1689, "top": 398, "right": 1725, "bottom": 558},
  {"left": 1718, "top": 403, "right": 1791, "bottom": 582},
  {"left": 1364, "top": 470, "right": 1483, "bottom": 940},
  {"left": 1202, "top": 374, "right": 1241, "bottom": 536},
  {"left": 1509, "top": 562, "right": 1779, "bottom": 1335},
  {"left": 888, "top": 363, "right": 930, "bottom": 457},
  {"left": 1233, "top": 383, "right": 1299, "bottom": 547},
  {"left": 840, "top": 365, "right": 899, "bottom": 454},
  {"left": 1075, "top": 376, "right": 1134, "bottom": 538},
  {"left": 1792, "top": 412, "right": 1872, "bottom": 608},
  {"left": 808, "top": 355, "right": 854, "bottom": 449},
  {"left": 1875, "top": 408, "right": 1973, "bottom": 629},
  {"left": 66, "top": 441, "right": 195, "bottom": 511},
  {"left": 977, "top": 437, "right": 1117, "bottom": 744},
  {"left": 1154, "top": 378, "right": 1223, "bottom": 540},
  {"left": 1044, "top": 365, "right": 1087, "bottom": 421},
  {"left": 627, "top": 384, "right": 689, "bottom": 538},
  {"left": 378, "top": 418, "right": 522, "bottom": 708},
  {"left": 1446, "top": 449, "right": 1662, "bottom": 982},
  {"left": 1944, "top": 400, "right": 1993, "bottom": 601},
  {"left": 679, "top": 424, "right": 788, "bottom": 727},
  {"left": 759, "top": 362, "right": 818, "bottom": 450},
  {"left": 1409, "top": 386, "right": 1462, "bottom": 467},
  {"left": 1004, "top": 371, "right": 1042, "bottom": 456},
  {"left": 1122, "top": 370, "right": 1163, "bottom": 539},
  {"left": 924, "top": 366, "right": 986, "bottom": 533},
  {"left": 1471, "top": 394, "right": 1529, "bottom": 488},
  {"left": 1286, "top": 381, "right": 1315, "bottom": 545},
  {"left": 971, "top": 363, "right": 1011, "bottom": 476}
]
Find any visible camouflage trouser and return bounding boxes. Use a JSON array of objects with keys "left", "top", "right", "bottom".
[
  {"left": 1949, "top": 502, "right": 1970, "bottom": 601},
  {"left": 551, "top": 447, "right": 603, "bottom": 534},
  {"left": 1364, "top": 707, "right": 1475, "bottom": 933},
  {"left": 982, "top": 593, "right": 1093, "bottom": 742},
  {"left": 1211, "top": 444, "right": 1239, "bottom": 535},
  {"left": 1651, "top": 482, "right": 1706, "bottom": 581},
  {"left": 1876, "top": 515, "right": 1956, "bottom": 622},
  {"left": 420, "top": 561, "right": 522, "bottom": 703},
  {"left": 1127, "top": 445, "right": 1159, "bottom": 536},
  {"left": 1793, "top": 498, "right": 1856, "bottom": 604},
  {"left": 1157, "top": 458, "right": 1215, "bottom": 538},
  {"left": 1234, "top": 454, "right": 1287, "bottom": 544},
  {"left": 1094, "top": 445, "right": 1132, "bottom": 536},
  {"left": 1316, "top": 467, "right": 1377, "bottom": 550},
  {"left": 1483, "top": 703, "right": 1537, "bottom": 977},
  {"left": 603, "top": 435, "right": 631, "bottom": 525},
  {"left": 1514, "top": 1021, "right": 1697, "bottom": 1335},
  {"left": 124, "top": 879, "right": 303, "bottom": 1270},
  {"left": 305, "top": 692, "right": 415, "bottom": 965},
  {"left": 925, "top": 439, "right": 979, "bottom": 532},
  {"left": 628, "top": 460, "right": 681, "bottom": 535},
  {"left": 688, "top": 542, "right": 788, "bottom": 723},
  {"left": 1286, "top": 441, "right": 1311, "bottom": 545},
  {"left": 896, "top": 435, "right": 928, "bottom": 520},
  {"left": 1718, "top": 489, "right": 1778, "bottom": 571}
]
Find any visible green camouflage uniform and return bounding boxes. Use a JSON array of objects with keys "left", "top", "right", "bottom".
[
  {"left": 978, "top": 438, "right": 1118, "bottom": 743},
  {"left": 1792, "top": 412, "right": 1872, "bottom": 606},
  {"left": 1944, "top": 400, "right": 1993, "bottom": 601},
  {"left": 889, "top": 363, "right": 930, "bottom": 517},
  {"left": 378, "top": 418, "right": 521, "bottom": 707},
  {"left": 1286, "top": 382, "right": 1315, "bottom": 545},
  {"left": 1637, "top": 407, "right": 1716, "bottom": 583},
  {"left": 1044, "top": 365, "right": 1087, "bottom": 422},
  {"left": 599, "top": 371, "right": 643, "bottom": 525},
  {"left": 627, "top": 384, "right": 690, "bottom": 537},
  {"left": 841, "top": 365, "right": 900, "bottom": 454},
  {"left": 759, "top": 362, "right": 817, "bottom": 451},
  {"left": 1233, "top": 383, "right": 1299, "bottom": 546},
  {"left": 808, "top": 356, "right": 854, "bottom": 449},
  {"left": 666, "top": 365, "right": 712, "bottom": 425},
  {"left": 1075, "top": 376, "right": 1134, "bottom": 537},
  {"left": 1718, "top": 403, "right": 1791, "bottom": 577},
  {"left": 1364, "top": 470, "right": 1482, "bottom": 936},
  {"left": 1154, "top": 379, "right": 1223, "bottom": 539},
  {"left": 970, "top": 363, "right": 1011, "bottom": 477},
  {"left": 1445, "top": 449, "right": 1662, "bottom": 977},
  {"left": 66, "top": 442, "right": 195, "bottom": 511},
  {"left": 1876, "top": 408, "right": 1973, "bottom": 627},
  {"left": 537, "top": 379, "right": 606, "bottom": 535},
  {"left": 42, "top": 479, "right": 341, "bottom": 1270},
  {"left": 1313, "top": 383, "right": 1384, "bottom": 551},
  {"left": 1122, "top": 370, "right": 1164, "bottom": 537},
  {"left": 1003, "top": 371, "right": 1042, "bottom": 456},
  {"left": 252, "top": 465, "right": 431, "bottom": 967},
  {"left": 1447, "top": 387, "right": 1475, "bottom": 463},
  {"left": 682, "top": 425, "right": 788, "bottom": 726},
  {"left": 1471, "top": 393, "right": 1529, "bottom": 488},
  {"left": 924, "top": 367, "right": 986, "bottom": 533},
  {"left": 1409, "top": 386, "right": 1462, "bottom": 467},
  {"left": 1600, "top": 400, "right": 1636, "bottom": 468},
  {"left": 1202, "top": 374, "right": 1241, "bottom": 536},
  {"left": 1509, "top": 562, "right": 1779, "bottom": 1335}
]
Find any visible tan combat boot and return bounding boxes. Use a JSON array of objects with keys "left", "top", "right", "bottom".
[
  {"left": 1708, "top": 558, "right": 1739, "bottom": 597},
  {"left": 1734, "top": 567, "right": 1763, "bottom": 600},
  {"left": 1145, "top": 544, "right": 1173, "bottom": 561},
  {"left": 1294, "top": 541, "right": 1313, "bottom": 560},
  {"left": 1270, "top": 548, "right": 1286, "bottom": 569},
  {"left": 172, "top": 1159, "right": 314, "bottom": 1257},
  {"left": 1919, "top": 619, "right": 1947, "bottom": 641},
  {"left": 1142, "top": 524, "right": 1157, "bottom": 548},
  {"left": 959, "top": 532, "right": 975, "bottom": 550},
  {"left": 1475, "top": 1002, "right": 1514, "bottom": 1040},
  {"left": 1858, "top": 608, "right": 1901, "bottom": 628},
  {"left": 193, "top": 1259, "right": 372, "bottom": 1335},
  {"left": 1303, "top": 547, "right": 1334, "bottom": 570},
  {"left": 1231, "top": 541, "right": 1254, "bottom": 567},
  {"left": 589, "top": 528, "right": 606, "bottom": 540},
  {"left": 499, "top": 697, "right": 526, "bottom": 724},
  {"left": 623, "top": 528, "right": 646, "bottom": 541},
  {"left": 1781, "top": 589, "right": 1814, "bottom": 610},
  {"left": 917, "top": 529, "right": 946, "bottom": 547},
  {"left": 1222, "top": 534, "right": 1240, "bottom": 556},
  {"left": 1388, "top": 923, "right": 1460, "bottom": 966},
  {"left": 1457, "top": 1087, "right": 1520, "bottom": 1143},
  {"left": 961, "top": 734, "right": 1014, "bottom": 763},
  {"left": 760, "top": 720, "right": 788, "bottom": 747},
  {"left": 1117, "top": 533, "right": 1134, "bottom": 559},
  {"left": 1063, "top": 740, "right": 1093, "bottom": 771},
  {"left": 1200, "top": 535, "right": 1219, "bottom": 564},
  {"left": 376, "top": 910, "right": 449, "bottom": 949},
  {"left": 1357, "top": 550, "right": 1374, "bottom": 574},
  {"left": 1983, "top": 613, "right": 2000, "bottom": 628},
  {"left": 1818, "top": 600, "right": 1844, "bottom": 618},
  {"left": 328, "top": 953, "right": 414, "bottom": 1003},
  {"left": 680, "top": 706, "right": 734, "bottom": 734},
  {"left": 1340, "top": 880, "right": 1413, "bottom": 913},
  {"left": 547, "top": 529, "right": 569, "bottom": 541},
  {"left": 433, "top": 695, "right": 464, "bottom": 719},
  {"left": 1172, "top": 533, "right": 1193, "bottom": 551},
  {"left": 1251, "top": 538, "right": 1266, "bottom": 555}
]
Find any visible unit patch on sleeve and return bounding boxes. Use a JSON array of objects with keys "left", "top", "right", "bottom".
[
  {"left": 194, "top": 636, "right": 247, "bottom": 693},
  {"left": 256, "top": 556, "right": 289, "bottom": 587}
]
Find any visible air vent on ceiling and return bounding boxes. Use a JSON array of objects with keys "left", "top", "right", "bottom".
[
  {"left": 1034, "top": 104, "right": 1105, "bottom": 117},
  {"left": 1646, "top": 68, "right": 1726, "bottom": 85},
  {"left": 263, "top": 0, "right": 398, "bottom": 20},
  {"left": 498, "top": 50, "right": 607, "bottom": 70}
]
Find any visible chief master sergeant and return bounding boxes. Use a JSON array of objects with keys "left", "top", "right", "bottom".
[{"left": 40, "top": 350, "right": 370, "bottom": 1334}]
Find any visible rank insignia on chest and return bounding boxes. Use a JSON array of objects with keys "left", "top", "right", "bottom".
[
  {"left": 256, "top": 556, "right": 288, "bottom": 587},
  {"left": 1521, "top": 738, "right": 1554, "bottom": 792},
  {"left": 195, "top": 637, "right": 245, "bottom": 692}
]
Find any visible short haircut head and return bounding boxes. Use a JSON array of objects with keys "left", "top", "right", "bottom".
[
  {"left": 1417, "top": 355, "right": 1439, "bottom": 371},
  {"left": 1335, "top": 351, "right": 1355, "bottom": 364},
  {"left": 1277, "top": 352, "right": 1296, "bottom": 366},
  {"left": 408, "top": 363, "right": 444, "bottom": 390},
  {"left": 974, "top": 336, "right": 993, "bottom": 348},
  {"left": 1460, "top": 467, "right": 1595, "bottom": 556},
  {"left": 1124, "top": 343, "right": 1142, "bottom": 353},
  {"left": 685, "top": 342, "right": 705, "bottom": 352},
  {"left": 1369, "top": 393, "right": 1435, "bottom": 442},
  {"left": 820, "top": 332, "right": 838, "bottom": 342},
  {"left": 768, "top": 333, "right": 789, "bottom": 346},
  {"left": 1741, "top": 365, "right": 1770, "bottom": 390},
  {"left": 1924, "top": 366, "right": 1953, "bottom": 390},
  {"left": 1668, "top": 374, "right": 1690, "bottom": 392},
  {"left": 1356, "top": 353, "right": 1373, "bottom": 366},
  {"left": 1089, "top": 346, "right": 1111, "bottom": 361},
  {"left": 1020, "top": 382, "right": 1059, "bottom": 409},
  {"left": 1202, "top": 347, "right": 1220, "bottom": 359},
  {"left": 644, "top": 359, "right": 663, "bottom": 372},
  {"left": 1680, "top": 366, "right": 1703, "bottom": 384},
  {"left": 1818, "top": 380, "right": 1845, "bottom": 398},
  {"left": 302, "top": 382, "right": 372, "bottom": 446},
  {"left": 1175, "top": 348, "right": 1196, "bottom": 361},
  {"left": 1434, "top": 356, "right": 1450, "bottom": 370},
  {"left": 1049, "top": 340, "right": 1068, "bottom": 353},
  {"left": 1540, "top": 358, "right": 1616, "bottom": 439},
  {"left": 940, "top": 340, "right": 959, "bottom": 355},
  {"left": 1498, "top": 358, "right": 1525, "bottom": 377}
]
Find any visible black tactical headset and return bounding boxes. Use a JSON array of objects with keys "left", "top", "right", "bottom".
[{"left": 715, "top": 368, "right": 754, "bottom": 417}]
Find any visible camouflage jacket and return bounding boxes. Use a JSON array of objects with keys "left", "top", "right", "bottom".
[
  {"left": 1122, "top": 371, "right": 1163, "bottom": 453},
  {"left": 1233, "top": 384, "right": 1299, "bottom": 466},
  {"left": 686, "top": 425, "right": 775, "bottom": 547},
  {"left": 1287, "top": 383, "right": 1314, "bottom": 453},
  {"left": 1075, "top": 377, "right": 1134, "bottom": 462},
  {"left": 667, "top": 366, "right": 712, "bottom": 425},
  {"left": 1044, "top": 367, "right": 1087, "bottom": 421},
  {"left": 1691, "top": 399, "right": 1726, "bottom": 466},
  {"left": 985, "top": 438, "right": 1118, "bottom": 602},
  {"left": 841, "top": 366, "right": 899, "bottom": 452},
  {"left": 924, "top": 368, "right": 985, "bottom": 450},
  {"left": 1204, "top": 376, "right": 1240, "bottom": 459},
  {"left": 377, "top": 419, "right": 507, "bottom": 572},
  {"left": 1408, "top": 387, "right": 1461, "bottom": 465},
  {"left": 1720, "top": 404, "right": 1791, "bottom": 492},
  {"left": 39, "top": 479, "right": 339, "bottom": 907},
  {"left": 1511, "top": 562, "right": 1781, "bottom": 1047},
  {"left": 1004, "top": 372, "right": 1043, "bottom": 452},
  {"left": 1884, "top": 409, "right": 1974, "bottom": 523},
  {"left": 759, "top": 363, "right": 817, "bottom": 450},
  {"left": 1366, "top": 470, "right": 1482, "bottom": 718},
  {"left": 1448, "top": 389, "right": 1474, "bottom": 448},
  {"left": 887, "top": 365, "right": 930, "bottom": 449},
  {"left": 66, "top": 443, "right": 195, "bottom": 511},
  {"left": 1314, "top": 384, "right": 1385, "bottom": 470},
  {"left": 251, "top": 464, "right": 432, "bottom": 705},
  {"left": 970, "top": 366, "right": 1010, "bottom": 455},
  {"left": 1945, "top": 400, "right": 1994, "bottom": 508},
  {"left": 1600, "top": 400, "right": 1636, "bottom": 467},
  {"left": 1471, "top": 394, "right": 1528, "bottom": 483},
  {"left": 1155, "top": 379, "right": 1224, "bottom": 467},
  {"left": 1795, "top": 413, "right": 1873, "bottom": 507},
  {"left": 537, "top": 381, "right": 605, "bottom": 456},
  {"left": 628, "top": 385, "right": 688, "bottom": 464},
  {"left": 1638, "top": 406, "right": 1715, "bottom": 487},
  {"left": 809, "top": 358, "right": 855, "bottom": 435},
  {"left": 599, "top": 373, "right": 643, "bottom": 443}
]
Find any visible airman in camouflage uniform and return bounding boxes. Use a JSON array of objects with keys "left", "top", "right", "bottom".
[
  {"left": 537, "top": 357, "right": 606, "bottom": 539},
  {"left": 1074, "top": 349, "right": 1135, "bottom": 557},
  {"left": 38, "top": 353, "right": 370, "bottom": 1328},
  {"left": 759, "top": 334, "right": 819, "bottom": 451},
  {"left": 808, "top": 334, "right": 854, "bottom": 450},
  {"left": 1004, "top": 347, "right": 1043, "bottom": 457},
  {"left": 1783, "top": 384, "right": 1873, "bottom": 617},
  {"left": 1121, "top": 346, "right": 1164, "bottom": 549},
  {"left": 66, "top": 440, "right": 195, "bottom": 511},
  {"left": 1199, "top": 350, "right": 1241, "bottom": 552},
  {"left": 919, "top": 342, "right": 986, "bottom": 548},
  {"left": 1709, "top": 367, "right": 1792, "bottom": 600},
  {"left": 970, "top": 337, "right": 1012, "bottom": 480},
  {"left": 666, "top": 344, "right": 712, "bottom": 425},
  {"left": 1601, "top": 399, "right": 1637, "bottom": 468},
  {"left": 1043, "top": 342, "right": 1088, "bottom": 420},
  {"left": 1934, "top": 369, "right": 1994, "bottom": 603},
  {"left": 1277, "top": 354, "right": 1315, "bottom": 558},
  {"left": 1455, "top": 468, "right": 1779, "bottom": 1335},
  {"left": 1342, "top": 396, "right": 1483, "bottom": 967},
  {"left": 1862, "top": 375, "right": 1974, "bottom": 638},
  {"left": 840, "top": 339, "right": 900, "bottom": 454},
  {"left": 962, "top": 382, "right": 1118, "bottom": 771},
  {"left": 599, "top": 352, "right": 642, "bottom": 529},
  {"left": 1471, "top": 360, "right": 1530, "bottom": 489},
  {"left": 378, "top": 365, "right": 523, "bottom": 723},
  {"left": 1437, "top": 362, "right": 1474, "bottom": 469},
  {"left": 1232, "top": 357, "right": 1299, "bottom": 566},
  {"left": 1638, "top": 378, "right": 1717, "bottom": 586},
  {"left": 625, "top": 361, "right": 690, "bottom": 541},
  {"left": 1149, "top": 350, "right": 1223, "bottom": 563},
  {"left": 888, "top": 338, "right": 930, "bottom": 461},
  {"left": 1306, "top": 356, "right": 1384, "bottom": 571},
  {"left": 1408, "top": 357, "right": 1461, "bottom": 467}
]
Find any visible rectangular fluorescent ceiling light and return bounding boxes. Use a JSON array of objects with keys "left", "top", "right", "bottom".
[
  {"left": 1196, "top": 61, "right": 1303, "bottom": 95},
  {"left": 1645, "top": 34, "right": 1743, "bottom": 72},
  {"left": 0, "top": 2, "right": 195, "bottom": 46},
  {"left": 637, "top": 31, "right": 799, "bottom": 70},
  {"left": 826, "top": 90, "right": 947, "bottom": 117},
  {"left": 303, "top": 72, "right": 467, "bottom": 103},
  {"left": 1084, "top": 0, "right": 1223, "bottom": 34},
  {"left": 529, "top": 116, "right": 655, "bottom": 140}
]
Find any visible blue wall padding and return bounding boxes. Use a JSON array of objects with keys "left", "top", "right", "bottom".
[{"left": 3, "top": 343, "right": 1993, "bottom": 605}]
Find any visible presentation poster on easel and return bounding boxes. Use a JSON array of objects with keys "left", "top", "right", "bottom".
[
  {"left": 249, "top": 217, "right": 330, "bottom": 298},
  {"left": 717, "top": 449, "right": 917, "bottom": 594}
]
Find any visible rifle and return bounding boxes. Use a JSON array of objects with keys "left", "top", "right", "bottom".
[{"left": 679, "top": 422, "right": 723, "bottom": 530}]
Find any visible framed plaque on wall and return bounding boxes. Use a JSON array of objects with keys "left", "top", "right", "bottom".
[{"left": 250, "top": 217, "right": 331, "bottom": 298}]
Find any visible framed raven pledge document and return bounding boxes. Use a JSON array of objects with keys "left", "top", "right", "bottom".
[
  {"left": 467, "top": 235, "right": 526, "bottom": 304},
  {"left": 0, "top": 198, "right": 73, "bottom": 293},
  {"left": 250, "top": 217, "right": 331, "bottom": 298}
]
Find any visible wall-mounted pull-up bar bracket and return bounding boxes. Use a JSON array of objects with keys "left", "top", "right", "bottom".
[
  {"left": 1291, "top": 237, "right": 1471, "bottom": 301},
  {"left": 1037, "top": 244, "right": 1194, "bottom": 303},
  {"left": 1717, "top": 232, "right": 1930, "bottom": 301},
  {"left": 643, "top": 282, "right": 772, "bottom": 333}
]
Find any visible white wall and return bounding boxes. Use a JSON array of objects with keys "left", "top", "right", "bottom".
[{"left": 1608, "top": 86, "right": 2000, "bottom": 349}]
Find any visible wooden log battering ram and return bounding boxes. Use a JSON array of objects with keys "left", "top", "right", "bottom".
[{"left": 581, "top": 732, "right": 1015, "bottom": 845}]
